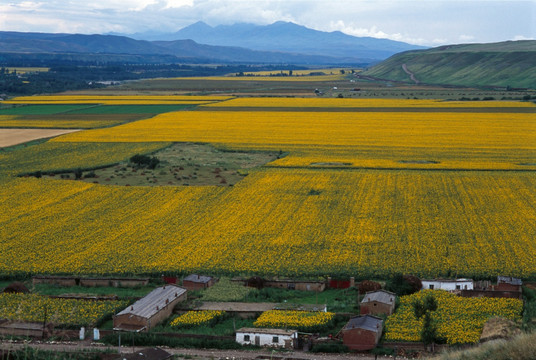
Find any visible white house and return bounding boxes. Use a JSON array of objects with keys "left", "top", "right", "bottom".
[
  {"left": 235, "top": 328, "right": 298, "bottom": 349},
  {"left": 421, "top": 278, "right": 474, "bottom": 291}
]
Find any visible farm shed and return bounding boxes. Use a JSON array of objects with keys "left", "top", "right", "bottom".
[
  {"left": 182, "top": 274, "right": 216, "bottom": 291},
  {"left": 340, "top": 315, "right": 383, "bottom": 351},
  {"left": 496, "top": 276, "right": 522, "bottom": 292},
  {"left": 79, "top": 277, "right": 149, "bottom": 288},
  {"left": 264, "top": 279, "right": 325, "bottom": 292},
  {"left": 360, "top": 290, "right": 396, "bottom": 316},
  {"left": 113, "top": 285, "right": 187, "bottom": 332},
  {"left": 32, "top": 276, "right": 78, "bottom": 287},
  {"left": 421, "top": 278, "right": 473, "bottom": 291},
  {"left": 236, "top": 327, "right": 298, "bottom": 349}
]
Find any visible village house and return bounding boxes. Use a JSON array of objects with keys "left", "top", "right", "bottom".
[
  {"left": 340, "top": 315, "right": 383, "bottom": 351},
  {"left": 236, "top": 327, "right": 298, "bottom": 349},
  {"left": 182, "top": 274, "right": 216, "bottom": 291},
  {"left": 113, "top": 285, "right": 187, "bottom": 332},
  {"left": 360, "top": 290, "right": 396, "bottom": 316},
  {"left": 421, "top": 278, "right": 474, "bottom": 291}
]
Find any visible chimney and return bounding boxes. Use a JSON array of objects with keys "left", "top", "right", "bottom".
[{"left": 131, "top": 306, "right": 134, "bottom": 311}]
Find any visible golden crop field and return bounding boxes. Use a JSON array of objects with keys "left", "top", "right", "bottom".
[
  {"left": 167, "top": 74, "right": 344, "bottom": 82},
  {"left": 53, "top": 110, "right": 536, "bottom": 171},
  {"left": 0, "top": 293, "right": 127, "bottom": 326},
  {"left": 385, "top": 290, "right": 523, "bottom": 344},
  {"left": 1, "top": 97, "right": 535, "bottom": 278},
  {"left": 1, "top": 168, "right": 535, "bottom": 277}
]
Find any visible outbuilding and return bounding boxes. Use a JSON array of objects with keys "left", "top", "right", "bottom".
[
  {"left": 235, "top": 327, "right": 298, "bottom": 349},
  {"left": 340, "top": 315, "right": 383, "bottom": 351},
  {"left": 360, "top": 290, "right": 396, "bottom": 316},
  {"left": 182, "top": 274, "right": 216, "bottom": 291},
  {"left": 421, "top": 278, "right": 473, "bottom": 291},
  {"left": 113, "top": 285, "right": 187, "bottom": 332}
]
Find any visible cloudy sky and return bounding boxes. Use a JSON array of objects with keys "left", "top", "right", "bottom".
[{"left": 0, "top": 0, "right": 534, "bottom": 46}]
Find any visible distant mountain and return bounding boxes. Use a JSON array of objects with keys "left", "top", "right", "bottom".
[
  {"left": 0, "top": 31, "right": 373, "bottom": 65},
  {"left": 165, "top": 21, "right": 426, "bottom": 61},
  {"left": 361, "top": 40, "right": 536, "bottom": 89}
]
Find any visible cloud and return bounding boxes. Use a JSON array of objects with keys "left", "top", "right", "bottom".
[
  {"left": 513, "top": 35, "right": 535, "bottom": 41},
  {"left": 0, "top": 0, "right": 533, "bottom": 45},
  {"left": 459, "top": 34, "right": 475, "bottom": 42}
]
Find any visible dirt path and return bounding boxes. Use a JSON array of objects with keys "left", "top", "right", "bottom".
[
  {"left": 0, "top": 128, "right": 80, "bottom": 147},
  {"left": 402, "top": 64, "right": 420, "bottom": 84},
  {"left": 0, "top": 340, "right": 402, "bottom": 360}
]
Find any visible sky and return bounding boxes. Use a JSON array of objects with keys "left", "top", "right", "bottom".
[{"left": 0, "top": 0, "right": 534, "bottom": 46}]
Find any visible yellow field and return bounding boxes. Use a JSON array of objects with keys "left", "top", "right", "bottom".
[
  {"left": 1, "top": 168, "right": 535, "bottom": 277},
  {"left": 1, "top": 97, "right": 535, "bottom": 278},
  {"left": 202, "top": 97, "right": 536, "bottom": 108},
  {"left": 5, "top": 67, "right": 49, "bottom": 74},
  {"left": 52, "top": 110, "right": 536, "bottom": 171},
  {"left": 385, "top": 290, "right": 523, "bottom": 344},
  {"left": 2, "top": 95, "right": 232, "bottom": 105},
  {"left": 168, "top": 74, "right": 344, "bottom": 82}
]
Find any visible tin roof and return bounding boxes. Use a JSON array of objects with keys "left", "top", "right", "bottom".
[
  {"left": 183, "top": 274, "right": 213, "bottom": 284},
  {"left": 497, "top": 276, "right": 522, "bottom": 286},
  {"left": 361, "top": 290, "right": 395, "bottom": 305},
  {"left": 343, "top": 315, "right": 383, "bottom": 333},
  {"left": 236, "top": 327, "right": 297, "bottom": 336},
  {"left": 116, "top": 285, "right": 186, "bottom": 319}
]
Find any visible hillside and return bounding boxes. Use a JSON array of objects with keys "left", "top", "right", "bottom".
[{"left": 361, "top": 40, "right": 536, "bottom": 89}]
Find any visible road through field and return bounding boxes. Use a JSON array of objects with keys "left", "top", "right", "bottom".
[{"left": 0, "top": 341, "right": 387, "bottom": 360}]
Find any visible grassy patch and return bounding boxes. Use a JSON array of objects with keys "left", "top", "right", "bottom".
[
  {"left": 0, "top": 104, "right": 96, "bottom": 115},
  {"left": 40, "top": 143, "right": 279, "bottom": 187}
]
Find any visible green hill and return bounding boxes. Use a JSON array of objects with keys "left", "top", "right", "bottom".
[{"left": 361, "top": 40, "right": 536, "bottom": 89}]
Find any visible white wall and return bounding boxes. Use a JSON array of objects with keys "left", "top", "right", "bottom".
[
  {"left": 236, "top": 331, "right": 297, "bottom": 348},
  {"left": 422, "top": 280, "right": 473, "bottom": 291}
]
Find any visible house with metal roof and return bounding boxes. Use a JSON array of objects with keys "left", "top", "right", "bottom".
[
  {"left": 182, "top": 274, "right": 216, "bottom": 291},
  {"left": 360, "top": 289, "right": 396, "bottom": 316},
  {"left": 340, "top": 315, "right": 383, "bottom": 351},
  {"left": 113, "top": 284, "right": 187, "bottom": 332}
]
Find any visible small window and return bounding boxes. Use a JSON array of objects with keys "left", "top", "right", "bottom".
[
  {"left": 273, "top": 336, "right": 279, "bottom": 343},
  {"left": 373, "top": 303, "right": 377, "bottom": 306},
  {"left": 244, "top": 335, "right": 250, "bottom": 342},
  {"left": 429, "top": 284, "right": 434, "bottom": 289},
  {"left": 456, "top": 285, "right": 461, "bottom": 290}
]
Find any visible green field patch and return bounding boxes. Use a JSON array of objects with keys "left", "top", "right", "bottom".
[
  {"left": 0, "top": 104, "right": 96, "bottom": 115},
  {"left": 65, "top": 104, "right": 196, "bottom": 114}
]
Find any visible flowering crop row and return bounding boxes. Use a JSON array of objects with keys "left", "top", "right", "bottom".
[
  {"left": 2, "top": 167, "right": 535, "bottom": 277},
  {"left": 170, "top": 310, "right": 226, "bottom": 328},
  {"left": 254, "top": 310, "right": 335, "bottom": 332},
  {"left": 0, "top": 293, "right": 127, "bottom": 326},
  {"left": 385, "top": 290, "right": 523, "bottom": 344}
]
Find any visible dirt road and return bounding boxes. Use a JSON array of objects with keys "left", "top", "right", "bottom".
[{"left": 0, "top": 340, "right": 406, "bottom": 360}]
